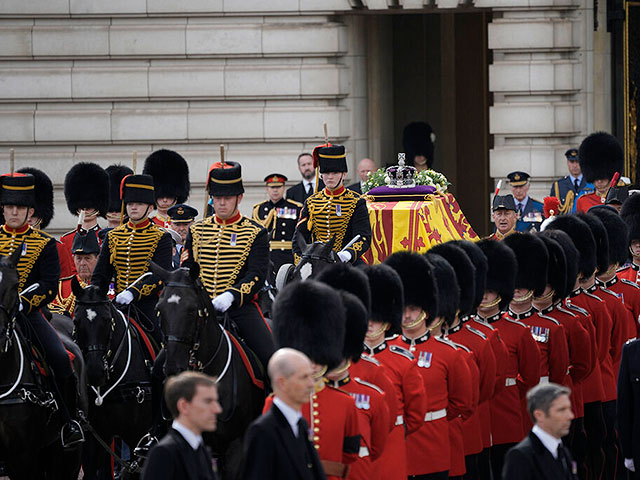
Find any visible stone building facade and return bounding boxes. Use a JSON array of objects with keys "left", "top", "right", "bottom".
[{"left": 0, "top": 0, "right": 613, "bottom": 236}]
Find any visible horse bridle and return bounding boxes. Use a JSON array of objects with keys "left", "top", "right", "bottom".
[
  {"left": 0, "top": 292, "right": 19, "bottom": 354},
  {"left": 162, "top": 280, "right": 226, "bottom": 372}
]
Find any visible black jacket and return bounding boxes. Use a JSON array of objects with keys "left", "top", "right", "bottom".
[
  {"left": 617, "top": 339, "right": 640, "bottom": 474},
  {"left": 286, "top": 180, "right": 325, "bottom": 205},
  {"left": 141, "top": 428, "right": 217, "bottom": 480},
  {"left": 242, "top": 404, "right": 326, "bottom": 480},
  {"left": 502, "top": 431, "right": 578, "bottom": 480},
  {"left": 346, "top": 181, "right": 362, "bottom": 194}
]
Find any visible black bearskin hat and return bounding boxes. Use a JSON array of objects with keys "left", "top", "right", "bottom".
[
  {"left": 430, "top": 242, "right": 476, "bottom": 317},
  {"left": 425, "top": 253, "right": 460, "bottom": 327},
  {"left": 362, "top": 264, "right": 404, "bottom": 335},
  {"left": 477, "top": 239, "right": 517, "bottom": 311},
  {"left": 273, "top": 280, "right": 345, "bottom": 371},
  {"left": 578, "top": 132, "right": 624, "bottom": 183},
  {"left": 64, "top": 162, "right": 109, "bottom": 217},
  {"left": 576, "top": 212, "right": 609, "bottom": 274},
  {"left": 545, "top": 215, "right": 597, "bottom": 279},
  {"left": 503, "top": 233, "right": 549, "bottom": 297},
  {"left": 536, "top": 234, "right": 567, "bottom": 302},
  {"left": 340, "top": 291, "right": 368, "bottom": 363},
  {"left": 17, "top": 167, "right": 53, "bottom": 229},
  {"left": 621, "top": 193, "right": 640, "bottom": 242},
  {"left": 143, "top": 149, "right": 190, "bottom": 203},
  {"left": 541, "top": 229, "right": 580, "bottom": 297},
  {"left": 385, "top": 251, "right": 438, "bottom": 320},
  {"left": 316, "top": 263, "right": 371, "bottom": 315},
  {"left": 106, "top": 164, "right": 133, "bottom": 213},
  {"left": 450, "top": 240, "right": 488, "bottom": 311},
  {"left": 590, "top": 207, "right": 629, "bottom": 266},
  {"left": 402, "top": 121, "right": 435, "bottom": 169}
]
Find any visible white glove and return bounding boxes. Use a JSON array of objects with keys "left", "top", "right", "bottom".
[
  {"left": 338, "top": 250, "right": 352, "bottom": 263},
  {"left": 625, "top": 458, "right": 635, "bottom": 472},
  {"left": 18, "top": 300, "right": 23, "bottom": 312},
  {"left": 212, "top": 291, "right": 234, "bottom": 313},
  {"left": 115, "top": 290, "right": 134, "bottom": 305}
]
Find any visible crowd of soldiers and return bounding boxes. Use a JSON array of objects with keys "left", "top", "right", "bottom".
[{"left": 1, "top": 130, "right": 640, "bottom": 480}]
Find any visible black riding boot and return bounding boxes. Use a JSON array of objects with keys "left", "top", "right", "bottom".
[
  {"left": 59, "top": 375, "right": 85, "bottom": 448},
  {"left": 134, "top": 356, "right": 167, "bottom": 461}
]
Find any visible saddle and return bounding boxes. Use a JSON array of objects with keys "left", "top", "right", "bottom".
[{"left": 220, "top": 316, "right": 264, "bottom": 390}]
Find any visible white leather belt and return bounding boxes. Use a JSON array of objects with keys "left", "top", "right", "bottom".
[
  {"left": 539, "top": 376, "right": 549, "bottom": 384},
  {"left": 506, "top": 377, "right": 517, "bottom": 387},
  {"left": 395, "top": 415, "right": 404, "bottom": 426},
  {"left": 424, "top": 408, "right": 447, "bottom": 422},
  {"left": 359, "top": 446, "right": 369, "bottom": 458}
]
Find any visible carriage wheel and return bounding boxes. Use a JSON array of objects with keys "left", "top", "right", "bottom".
[{"left": 275, "top": 263, "right": 295, "bottom": 291}]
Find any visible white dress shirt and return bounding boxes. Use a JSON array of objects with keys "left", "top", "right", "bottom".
[
  {"left": 273, "top": 396, "right": 304, "bottom": 438},
  {"left": 532, "top": 424, "right": 562, "bottom": 459},
  {"left": 172, "top": 419, "right": 203, "bottom": 450},
  {"left": 569, "top": 174, "right": 583, "bottom": 185},
  {"left": 516, "top": 196, "right": 529, "bottom": 212}
]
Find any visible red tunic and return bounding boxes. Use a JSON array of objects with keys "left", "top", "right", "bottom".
[
  {"left": 363, "top": 339, "right": 427, "bottom": 480},
  {"left": 48, "top": 274, "right": 86, "bottom": 317},
  {"left": 602, "top": 275, "right": 640, "bottom": 339},
  {"left": 150, "top": 213, "right": 170, "bottom": 229},
  {"left": 485, "top": 312, "right": 541, "bottom": 445},
  {"left": 469, "top": 316, "right": 509, "bottom": 449},
  {"left": 328, "top": 376, "right": 390, "bottom": 480},
  {"left": 536, "top": 303, "right": 592, "bottom": 418},
  {"left": 264, "top": 384, "right": 360, "bottom": 480},
  {"left": 576, "top": 192, "right": 605, "bottom": 212},
  {"left": 448, "top": 320, "right": 497, "bottom": 456},
  {"left": 389, "top": 333, "right": 473, "bottom": 476},
  {"left": 59, "top": 225, "right": 102, "bottom": 276},
  {"left": 56, "top": 239, "right": 74, "bottom": 278},
  {"left": 617, "top": 263, "right": 640, "bottom": 287}
]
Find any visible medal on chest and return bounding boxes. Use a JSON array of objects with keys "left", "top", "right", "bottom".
[
  {"left": 230, "top": 233, "right": 237, "bottom": 247},
  {"left": 352, "top": 393, "right": 371, "bottom": 410},
  {"left": 21, "top": 243, "right": 27, "bottom": 256},
  {"left": 531, "top": 325, "right": 550, "bottom": 343},
  {"left": 336, "top": 204, "right": 342, "bottom": 217},
  {"left": 417, "top": 351, "right": 432, "bottom": 368}
]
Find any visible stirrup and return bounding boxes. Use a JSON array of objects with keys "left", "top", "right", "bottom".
[
  {"left": 133, "top": 433, "right": 158, "bottom": 461},
  {"left": 61, "top": 420, "right": 85, "bottom": 448}
]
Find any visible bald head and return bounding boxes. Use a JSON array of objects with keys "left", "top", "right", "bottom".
[
  {"left": 268, "top": 348, "right": 315, "bottom": 410},
  {"left": 357, "top": 158, "right": 376, "bottom": 183}
]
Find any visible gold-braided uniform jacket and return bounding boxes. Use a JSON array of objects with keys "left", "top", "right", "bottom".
[
  {"left": 181, "top": 212, "right": 269, "bottom": 307},
  {"left": 91, "top": 219, "right": 173, "bottom": 303},
  {"left": 292, "top": 185, "right": 372, "bottom": 264},
  {"left": 0, "top": 224, "right": 60, "bottom": 315},
  {"left": 48, "top": 275, "right": 88, "bottom": 317}
]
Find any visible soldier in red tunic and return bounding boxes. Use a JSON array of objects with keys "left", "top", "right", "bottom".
[
  {"left": 385, "top": 251, "right": 473, "bottom": 480},
  {"left": 619, "top": 194, "right": 640, "bottom": 286},
  {"left": 60, "top": 162, "right": 109, "bottom": 275},
  {"left": 142, "top": 149, "right": 190, "bottom": 229},
  {"left": 271, "top": 279, "right": 361, "bottom": 480},
  {"left": 361, "top": 263, "right": 427, "bottom": 480},
  {"left": 575, "top": 132, "right": 625, "bottom": 213},
  {"left": 476, "top": 239, "right": 541, "bottom": 479}
]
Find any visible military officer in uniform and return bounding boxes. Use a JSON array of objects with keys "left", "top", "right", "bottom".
[
  {"left": 167, "top": 203, "right": 198, "bottom": 268},
  {"left": 181, "top": 161, "right": 274, "bottom": 369},
  {"left": 143, "top": 149, "right": 190, "bottom": 229},
  {"left": 507, "top": 172, "right": 543, "bottom": 232},
  {"left": 91, "top": 174, "right": 173, "bottom": 345},
  {"left": 293, "top": 145, "right": 372, "bottom": 264},
  {"left": 619, "top": 193, "right": 640, "bottom": 285},
  {"left": 60, "top": 162, "right": 109, "bottom": 275},
  {"left": 252, "top": 173, "right": 303, "bottom": 277},
  {"left": 576, "top": 132, "right": 625, "bottom": 212},
  {"left": 0, "top": 172, "right": 84, "bottom": 446},
  {"left": 488, "top": 194, "right": 518, "bottom": 240},
  {"left": 49, "top": 231, "right": 100, "bottom": 317},
  {"left": 549, "top": 148, "right": 592, "bottom": 214}
]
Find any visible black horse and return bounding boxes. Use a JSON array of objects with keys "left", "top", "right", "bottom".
[
  {"left": 0, "top": 248, "right": 85, "bottom": 480},
  {"left": 152, "top": 262, "right": 265, "bottom": 480},
  {"left": 72, "top": 279, "right": 156, "bottom": 480},
  {"left": 275, "top": 234, "right": 338, "bottom": 290}
]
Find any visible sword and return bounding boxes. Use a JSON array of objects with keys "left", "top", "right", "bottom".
[{"left": 339, "top": 234, "right": 362, "bottom": 254}]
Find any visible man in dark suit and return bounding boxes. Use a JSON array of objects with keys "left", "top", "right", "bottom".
[
  {"left": 242, "top": 348, "right": 326, "bottom": 480},
  {"left": 502, "top": 383, "right": 578, "bottom": 480},
  {"left": 617, "top": 338, "right": 640, "bottom": 479},
  {"left": 142, "top": 372, "right": 221, "bottom": 480},
  {"left": 346, "top": 157, "right": 375, "bottom": 194},
  {"left": 286, "top": 153, "right": 325, "bottom": 204},
  {"left": 549, "top": 148, "right": 593, "bottom": 214}
]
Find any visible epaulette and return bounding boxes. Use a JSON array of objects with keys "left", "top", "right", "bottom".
[
  {"left": 465, "top": 324, "right": 487, "bottom": 340},
  {"left": 60, "top": 274, "right": 76, "bottom": 282},
  {"left": 385, "top": 333, "right": 400, "bottom": 341},
  {"left": 537, "top": 313, "right": 560, "bottom": 325},
  {"left": 60, "top": 229, "right": 76, "bottom": 239},
  {"left": 556, "top": 305, "right": 576, "bottom": 317},
  {"left": 565, "top": 303, "right": 589, "bottom": 316},
  {"left": 243, "top": 216, "right": 268, "bottom": 231},
  {"left": 33, "top": 229, "right": 53, "bottom": 240},
  {"left": 359, "top": 354, "right": 380, "bottom": 366},
  {"left": 435, "top": 336, "right": 458, "bottom": 350},
  {"left": 530, "top": 197, "right": 543, "bottom": 206},
  {"left": 353, "top": 377, "right": 384, "bottom": 394},
  {"left": 286, "top": 198, "right": 303, "bottom": 208},
  {"left": 450, "top": 340, "right": 470, "bottom": 352},
  {"left": 583, "top": 290, "right": 604, "bottom": 302},
  {"left": 505, "top": 317, "right": 528, "bottom": 328},
  {"left": 473, "top": 318, "right": 495, "bottom": 330},
  {"left": 389, "top": 344, "right": 414, "bottom": 360},
  {"left": 599, "top": 287, "right": 621, "bottom": 298},
  {"left": 620, "top": 278, "right": 640, "bottom": 289},
  {"left": 617, "top": 264, "right": 631, "bottom": 273}
]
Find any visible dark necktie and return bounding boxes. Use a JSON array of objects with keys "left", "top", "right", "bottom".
[
  {"left": 196, "top": 444, "right": 213, "bottom": 479},
  {"left": 305, "top": 183, "right": 312, "bottom": 196},
  {"left": 574, "top": 178, "right": 580, "bottom": 192},
  {"left": 557, "top": 444, "right": 572, "bottom": 479},
  {"left": 517, "top": 203, "right": 523, "bottom": 217}
]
